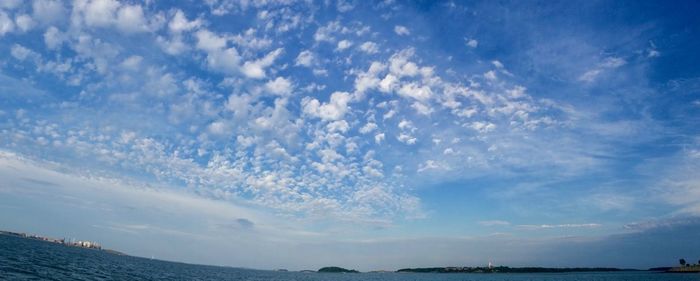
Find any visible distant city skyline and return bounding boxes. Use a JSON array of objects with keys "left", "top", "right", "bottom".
[{"left": 1, "top": 0, "right": 699, "bottom": 271}]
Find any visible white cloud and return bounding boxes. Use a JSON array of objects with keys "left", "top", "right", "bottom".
[
  {"left": 327, "top": 120, "right": 350, "bottom": 133},
  {"left": 265, "top": 77, "right": 293, "bottom": 96},
  {"left": 168, "top": 9, "right": 200, "bottom": 33},
  {"left": 411, "top": 102, "right": 433, "bottom": 115},
  {"left": 517, "top": 223, "right": 601, "bottom": 230},
  {"left": 378, "top": 74, "right": 398, "bottom": 93},
  {"left": 195, "top": 29, "right": 227, "bottom": 52},
  {"left": 397, "top": 133, "right": 417, "bottom": 145},
  {"left": 314, "top": 21, "right": 341, "bottom": 42},
  {"left": 579, "top": 57, "right": 626, "bottom": 82},
  {"left": 359, "top": 122, "right": 378, "bottom": 134},
  {"left": 389, "top": 49, "right": 420, "bottom": 78},
  {"left": 157, "top": 34, "right": 189, "bottom": 55},
  {"left": 397, "top": 83, "right": 432, "bottom": 101},
  {"left": 208, "top": 120, "right": 231, "bottom": 135},
  {"left": 241, "top": 48, "right": 283, "bottom": 79},
  {"left": 335, "top": 39, "right": 353, "bottom": 51},
  {"left": 119, "top": 55, "right": 143, "bottom": 71},
  {"left": 600, "top": 57, "right": 626, "bottom": 68},
  {"left": 394, "top": 25, "right": 410, "bottom": 36},
  {"left": 492, "top": 60, "right": 504, "bottom": 69},
  {"left": 398, "top": 119, "right": 414, "bottom": 131},
  {"left": 359, "top": 41, "right": 379, "bottom": 54},
  {"left": 374, "top": 133, "right": 385, "bottom": 144},
  {"left": 302, "top": 91, "right": 352, "bottom": 121},
  {"left": 32, "top": 0, "right": 65, "bottom": 25},
  {"left": 0, "top": 11, "right": 15, "bottom": 36},
  {"left": 354, "top": 62, "right": 386, "bottom": 95},
  {"left": 484, "top": 70, "right": 497, "bottom": 81},
  {"left": 417, "top": 160, "right": 448, "bottom": 172},
  {"left": 478, "top": 220, "right": 511, "bottom": 226},
  {"left": 336, "top": 0, "right": 355, "bottom": 12},
  {"left": 81, "top": 0, "right": 120, "bottom": 28},
  {"left": 73, "top": 0, "right": 155, "bottom": 33},
  {"left": 115, "top": 4, "right": 148, "bottom": 33},
  {"left": 295, "top": 50, "right": 315, "bottom": 67},
  {"left": 468, "top": 121, "right": 496, "bottom": 133},
  {"left": 10, "top": 44, "right": 33, "bottom": 61},
  {"left": 647, "top": 49, "right": 660, "bottom": 58},
  {"left": 465, "top": 38, "right": 478, "bottom": 48},
  {"left": 578, "top": 69, "right": 601, "bottom": 82},
  {"left": 15, "top": 14, "right": 35, "bottom": 32}
]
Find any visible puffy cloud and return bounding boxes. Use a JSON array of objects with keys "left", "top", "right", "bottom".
[
  {"left": 411, "top": 102, "right": 433, "bottom": 115},
  {"left": 397, "top": 133, "right": 417, "bottom": 145},
  {"left": 359, "top": 41, "right": 379, "bottom": 54},
  {"left": 241, "top": 48, "right": 283, "bottom": 79},
  {"left": 32, "top": 0, "right": 65, "bottom": 25},
  {"left": 483, "top": 70, "right": 497, "bottom": 81},
  {"left": 388, "top": 49, "right": 420, "bottom": 77},
  {"left": 335, "top": 39, "right": 353, "bottom": 51},
  {"left": 119, "top": 55, "right": 143, "bottom": 71},
  {"left": 81, "top": 0, "right": 120, "bottom": 28},
  {"left": 354, "top": 61, "right": 386, "bottom": 95},
  {"left": 374, "top": 133, "right": 385, "bottom": 144},
  {"left": 397, "top": 83, "right": 432, "bottom": 101},
  {"left": 208, "top": 120, "right": 231, "bottom": 135},
  {"left": 157, "top": 34, "right": 189, "bottom": 55},
  {"left": 0, "top": 11, "right": 15, "bottom": 36},
  {"left": 265, "top": 77, "right": 293, "bottom": 96},
  {"left": 42, "top": 26, "right": 63, "bottom": 49},
  {"left": 295, "top": 50, "right": 315, "bottom": 67},
  {"left": 327, "top": 120, "right": 350, "bottom": 133},
  {"left": 302, "top": 91, "right": 352, "bottom": 121},
  {"left": 468, "top": 121, "right": 496, "bottom": 133},
  {"left": 336, "top": 0, "right": 355, "bottom": 12},
  {"left": 394, "top": 25, "right": 410, "bottom": 36},
  {"left": 14, "top": 14, "right": 34, "bottom": 32},
  {"left": 168, "top": 9, "right": 200, "bottom": 33},
  {"left": 195, "top": 29, "right": 227, "bottom": 52},
  {"left": 73, "top": 0, "right": 153, "bottom": 33},
  {"left": 359, "top": 122, "right": 378, "bottom": 134},
  {"left": 195, "top": 29, "right": 252, "bottom": 75},
  {"left": 465, "top": 38, "right": 478, "bottom": 48},
  {"left": 10, "top": 44, "right": 34, "bottom": 61},
  {"left": 115, "top": 4, "right": 148, "bottom": 33},
  {"left": 314, "top": 20, "right": 341, "bottom": 42}
]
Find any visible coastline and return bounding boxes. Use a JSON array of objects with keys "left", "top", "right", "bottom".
[{"left": 3, "top": 230, "right": 697, "bottom": 274}]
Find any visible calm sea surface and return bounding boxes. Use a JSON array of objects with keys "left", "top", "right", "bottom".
[{"left": 2, "top": 234, "right": 699, "bottom": 281}]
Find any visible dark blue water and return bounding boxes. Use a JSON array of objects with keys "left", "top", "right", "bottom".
[{"left": 2, "top": 234, "right": 699, "bottom": 281}]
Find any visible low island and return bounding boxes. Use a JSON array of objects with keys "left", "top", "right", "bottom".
[
  {"left": 317, "top": 266, "right": 359, "bottom": 273},
  {"left": 665, "top": 259, "right": 700, "bottom": 273}
]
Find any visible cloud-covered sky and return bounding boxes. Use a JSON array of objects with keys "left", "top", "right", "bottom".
[{"left": 1, "top": 0, "right": 699, "bottom": 271}]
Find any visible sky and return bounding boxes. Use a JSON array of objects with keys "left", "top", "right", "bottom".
[{"left": 1, "top": 0, "right": 700, "bottom": 271}]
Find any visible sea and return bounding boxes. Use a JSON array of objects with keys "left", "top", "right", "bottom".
[{"left": 2, "top": 234, "right": 699, "bottom": 281}]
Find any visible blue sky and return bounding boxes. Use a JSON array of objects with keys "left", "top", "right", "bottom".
[{"left": 1, "top": 0, "right": 700, "bottom": 271}]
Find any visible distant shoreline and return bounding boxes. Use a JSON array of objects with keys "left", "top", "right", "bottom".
[
  {"left": 0, "top": 230, "right": 126, "bottom": 256},
  {"left": 395, "top": 266, "right": 641, "bottom": 274},
  {"left": 2, "top": 230, "right": 693, "bottom": 274}
]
